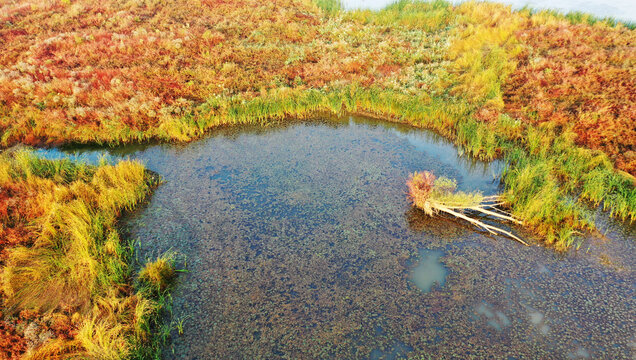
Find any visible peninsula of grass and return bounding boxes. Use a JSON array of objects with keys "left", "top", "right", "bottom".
[
  {"left": 0, "top": 0, "right": 634, "bottom": 357},
  {"left": 0, "top": 150, "right": 174, "bottom": 359}
]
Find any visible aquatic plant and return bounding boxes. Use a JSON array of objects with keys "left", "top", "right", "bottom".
[{"left": 407, "top": 171, "right": 528, "bottom": 245}]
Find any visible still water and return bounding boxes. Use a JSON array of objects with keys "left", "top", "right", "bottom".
[{"left": 40, "top": 117, "right": 635, "bottom": 359}]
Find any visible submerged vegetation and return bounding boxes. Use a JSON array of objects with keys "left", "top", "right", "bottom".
[{"left": 0, "top": 150, "right": 173, "bottom": 359}]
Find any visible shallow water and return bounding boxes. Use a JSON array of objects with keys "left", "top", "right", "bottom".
[
  {"left": 411, "top": 250, "right": 447, "bottom": 293},
  {"left": 40, "top": 117, "right": 635, "bottom": 359}
]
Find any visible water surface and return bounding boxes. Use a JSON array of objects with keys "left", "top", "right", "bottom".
[{"left": 41, "top": 117, "right": 635, "bottom": 359}]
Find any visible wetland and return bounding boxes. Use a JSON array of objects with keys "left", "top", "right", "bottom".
[{"left": 40, "top": 116, "right": 635, "bottom": 359}]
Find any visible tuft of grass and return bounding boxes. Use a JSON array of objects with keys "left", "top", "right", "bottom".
[
  {"left": 407, "top": 171, "right": 485, "bottom": 214},
  {"left": 407, "top": 171, "right": 528, "bottom": 245},
  {"left": 313, "top": 0, "right": 343, "bottom": 15},
  {"left": 448, "top": 1, "right": 524, "bottom": 109},
  {"left": 138, "top": 254, "right": 177, "bottom": 292},
  {"left": 348, "top": 0, "right": 455, "bottom": 32}
]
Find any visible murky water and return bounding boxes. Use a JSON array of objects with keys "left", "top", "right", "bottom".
[{"left": 39, "top": 117, "right": 635, "bottom": 359}]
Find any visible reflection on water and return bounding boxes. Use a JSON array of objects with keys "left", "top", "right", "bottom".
[
  {"left": 369, "top": 341, "right": 413, "bottom": 360},
  {"left": 474, "top": 301, "right": 511, "bottom": 332},
  {"left": 410, "top": 250, "right": 448, "bottom": 293},
  {"left": 38, "top": 116, "right": 635, "bottom": 359}
]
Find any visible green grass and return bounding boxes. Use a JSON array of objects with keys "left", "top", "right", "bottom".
[
  {"left": 314, "top": 0, "right": 343, "bottom": 15},
  {"left": 138, "top": 254, "right": 177, "bottom": 292},
  {"left": 347, "top": 0, "right": 456, "bottom": 32}
]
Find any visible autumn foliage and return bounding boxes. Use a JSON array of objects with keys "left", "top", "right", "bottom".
[{"left": 504, "top": 22, "right": 636, "bottom": 174}]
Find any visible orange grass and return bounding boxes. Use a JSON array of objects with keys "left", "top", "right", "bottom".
[
  {"left": 0, "top": 150, "right": 170, "bottom": 359},
  {"left": 503, "top": 21, "right": 636, "bottom": 175}
]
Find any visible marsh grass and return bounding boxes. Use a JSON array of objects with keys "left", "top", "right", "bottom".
[
  {"left": 518, "top": 6, "right": 636, "bottom": 29},
  {"left": 313, "top": 0, "right": 343, "bottom": 15},
  {"left": 501, "top": 129, "right": 635, "bottom": 249},
  {"left": 347, "top": 0, "right": 455, "bottom": 32},
  {"left": 0, "top": 150, "right": 174, "bottom": 359}
]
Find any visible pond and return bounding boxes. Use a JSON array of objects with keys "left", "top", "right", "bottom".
[{"left": 38, "top": 116, "right": 635, "bottom": 359}]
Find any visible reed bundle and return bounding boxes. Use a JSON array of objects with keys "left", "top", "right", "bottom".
[{"left": 407, "top": 171, "right": 529, "bottom": 246}]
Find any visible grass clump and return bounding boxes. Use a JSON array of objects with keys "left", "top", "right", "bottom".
[
  {"left": 407, "top": 171, "right": 484, "bottom": 214},
  {"left": 407, "top": 171, "right": 528, "bottom": 245},
  {"left": 448, "top": 1, "right": 524, "bottom": 109},
  {"left": 0, "top": 150, "right": 173, "bottom": 359},
  {"left": 500, "top": 129, "right": 635, "bottom": 249},
  {"left": 314, "top": 0, "right": 342, "bottom": 15},
  {"left": 138, "top": 254, "right": 177, "bottom": 292},
  {"left": 348, "top": 0, "right": 455, "bottom": 32}
]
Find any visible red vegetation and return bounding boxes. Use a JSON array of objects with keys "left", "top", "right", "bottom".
[
  {"left": 0, "top": 0, "right": 411, "bottom": 146},
  {"left": 0, "top": 183, "right": 36, "bottom": 258},
  {"left": 504, "top": 22, "right": 636, "bottom": 174},
  {"left": 406, "top": 171, "right": 436, "bottom": 203},
  {"left": 0, "top": 320, "right": 26, "bottom": 360},
  {"left": 0, "top": 186, "right": 31, "bottom": 359},
  {"left": 0, "top": 181, "right": 44, "bottom": 359}
]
